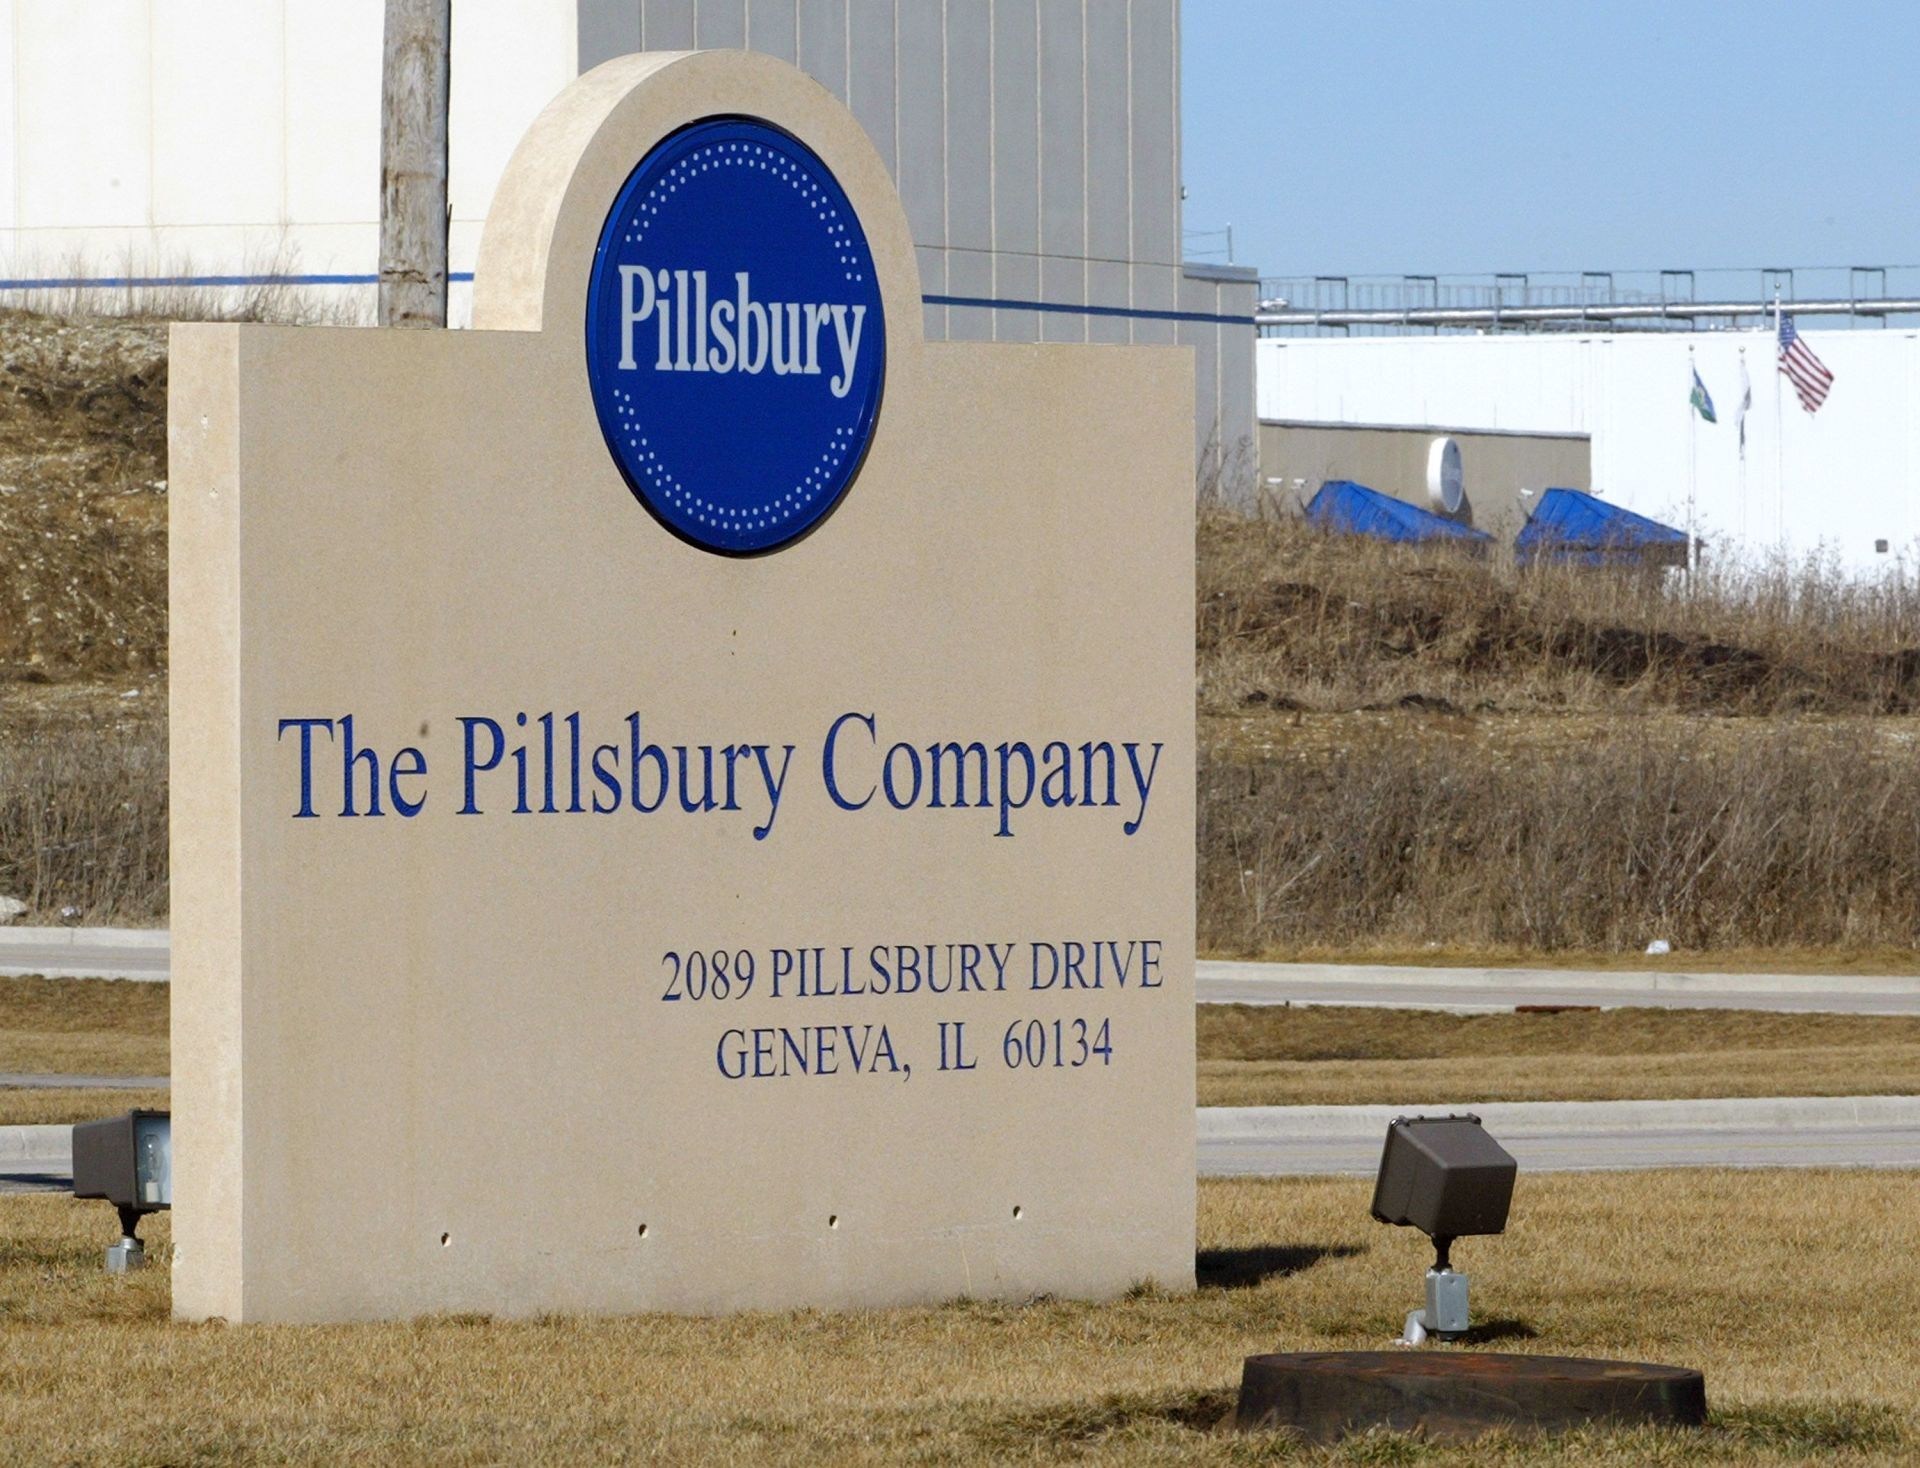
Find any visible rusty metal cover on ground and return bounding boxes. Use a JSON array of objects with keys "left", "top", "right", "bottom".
[{"left": 1235, "top": 1351, "right": 1707, "bottom": 1443}]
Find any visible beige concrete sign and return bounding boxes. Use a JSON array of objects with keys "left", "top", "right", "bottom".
[{"left": 169, "top": 51, "right": 1194, "bottom": 1324}]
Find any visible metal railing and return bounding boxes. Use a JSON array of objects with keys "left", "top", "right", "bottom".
[
  {"left": 1183, "top": 225, "right": 1237, "bottom": 265},
  {"left": 1257, "top": 265, "right": 1920, "bottom": 335}
]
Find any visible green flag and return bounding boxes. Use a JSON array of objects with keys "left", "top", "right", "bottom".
[{"left": 1689, "top": 366, "right": 1717, "bottom": 423}]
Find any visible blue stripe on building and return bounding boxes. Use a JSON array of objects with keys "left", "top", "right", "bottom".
[
  {"left": 0, "top": 272, "right": 477, "bottom": 290},
  {"left": 924, "top": 293, "right": 1254, "bottom": 329},
  {"left": 0, "top": 272, "right": 1252, "bottom": 329}
]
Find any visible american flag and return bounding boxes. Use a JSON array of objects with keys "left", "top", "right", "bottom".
[{"left": 1777, "top": 314, "right": 1834, "bottom": 413}]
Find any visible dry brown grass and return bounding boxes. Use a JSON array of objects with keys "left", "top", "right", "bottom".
[
  {"left": 1197, "top": 508, "right": 1920, "bottom": 957},
  {"left": 2, "top": 1172, "right": 1915, "bottom": 1464},
  {"left": 1201, "top": 1049, "right": 1920, "bottom": 1108},
  {"left": 1200, "top": 717, "right": 1920, "bottom": 955},
  {"left": 1196, "top": 1004, "right": 1920, "bottom": 1107},
  {"left": 0, "top": 974, "right": 169, "bottom": 1076},
  {"left": 0, "top": 1087, "right": 169, "bottom": 1126},
  {"left": 1199, "top": 508, "right": 1920, "bottom": 719},
  {"left": 1199, "top": 1003, "right": 1920, "bottom": 1061},
  {"left": 0, "top": 704, "right": 167, "bottom": 923},
  {"left": 0, "top": 312, "right": 169, "bottom": 923}
]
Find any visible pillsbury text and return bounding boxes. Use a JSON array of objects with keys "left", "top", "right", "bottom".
[{"left": 618, "top": 267, "right": 868, "bottom": 398}]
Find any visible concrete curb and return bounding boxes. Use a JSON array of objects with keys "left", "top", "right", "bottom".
[
  {"left": 1198, "top": 959, "right": 1920, "bottom": 1000},
  {"left": 0, "top": 1125, "right": 72, "bottom": 1164},
  {"left": 1198, "top": 1094, "right": 1920, "bottom": 1141},
  {"left": 0, "top": 926, "right": 169, "bottom": 950},
  {"left": 0, "top": 925, "right": 171, "bottom": 981},
  {"left": 0, "top": 1073, "right": 170, "bottom": 1090}
]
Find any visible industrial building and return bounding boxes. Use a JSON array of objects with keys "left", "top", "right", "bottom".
[
  {"left": 0, "top": 0, "right": 1257, "bottom": 492},
  {"left": 1257, "top": 420, "right": 1590, "bottom": 543},
  {"left": 1258, "top": 325, "right": 1920, "bottom": 573},
  {"left": 1250, "top": 267, "right": 1920, "bottom": 571}
]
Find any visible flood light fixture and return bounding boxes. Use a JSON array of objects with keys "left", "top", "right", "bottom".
[
  {"left": 71, "top": 1109, "right": 172, "bottom": 1272},
  {"left": 1370, "top": 1113, "right": 1516, "bottom": 1344}
]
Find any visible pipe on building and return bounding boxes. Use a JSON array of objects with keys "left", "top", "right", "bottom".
[{"left": 1255, "top": 298, "right": 1920, "bottom": 329}]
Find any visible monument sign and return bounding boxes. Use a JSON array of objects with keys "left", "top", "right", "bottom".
[{"left": 170, "top": 51, "right": 1194, "bottom": 1323}]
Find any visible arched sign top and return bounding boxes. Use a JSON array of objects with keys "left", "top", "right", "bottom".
[
  {"left": 584, "top": 117, "right": 886, "bottom": 554},
  {"left": 473, "top": 51, "right": 922, "bottom": 351}
]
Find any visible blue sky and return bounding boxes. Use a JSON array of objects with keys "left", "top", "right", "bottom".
[{"left": 1179, "top": 0, "right": 1920, "bottom": 280}]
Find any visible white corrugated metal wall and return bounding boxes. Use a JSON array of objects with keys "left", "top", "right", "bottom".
[
  {"left": 1259, "top": 330, "right": 1920, "bottom": 572},
  {"left": 0, "top": 0, "right": 577, "bottom": 324}
]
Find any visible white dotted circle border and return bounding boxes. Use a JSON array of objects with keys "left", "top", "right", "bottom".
[{"left": 597, "top": 130, "right": 881, "bottom": 543}]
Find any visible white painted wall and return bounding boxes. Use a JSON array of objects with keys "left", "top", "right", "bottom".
[
  {"left": 1258, "top": 329, "right": 1920, "bottom": 573},
  {"left": 0, "top": 0, "right": 578, "bottom": 323}
]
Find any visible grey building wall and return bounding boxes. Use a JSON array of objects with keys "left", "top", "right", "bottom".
[
  {"left": 1180, "top": 262, "right": 1257, "bottom": 496},
  {"left": 576, "top": 0, "right": 1256, "bottom": 495},
  {"left": 1257, "top": 420, "right": 1593, "bottom": 543}
]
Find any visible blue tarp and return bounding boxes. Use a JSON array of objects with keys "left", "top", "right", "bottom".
[
  {"left": 1514, "top": 488, "right": 1689, "bottom": 567},
  {"left": 1303, "top": 479, "right": 1495, "bottom": 548}
]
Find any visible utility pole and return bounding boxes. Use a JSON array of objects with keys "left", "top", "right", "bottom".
[{"left": 379, "top": 0, "right": 450, "bottom": 327}]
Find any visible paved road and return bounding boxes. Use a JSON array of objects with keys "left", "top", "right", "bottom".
[
  {"left": 8, "top": 930, "right": 1919, "bottom": 1015},
  {"left": 1197, "top": 959, "right": 1920, "bottom": 1015},
  {"left": 0, "top": 1126, "right": 75, "bottom": 1195},
  {"left": 9, "top": 1097, "right": 1919, "bottom": 1195},
  {"left": 0, "top": 927, "right": 168, "bottom": 981},
  {"left": 0, "top": 1072, "right": 170, "bottom": 1090},
  {"left": 1198, "top": 1095, "right": 1920, "bottom": 1176}
]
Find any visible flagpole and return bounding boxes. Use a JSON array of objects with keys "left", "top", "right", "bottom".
[
  {"left": 1773, "top": 291, "right": 1785, "bottom": 549},
  {"left": 1737, "top": 345, "right": 1748, "bottom": 544},
  {"left": 1687, "top": 345, "right": 1698, "bottom": 576}
]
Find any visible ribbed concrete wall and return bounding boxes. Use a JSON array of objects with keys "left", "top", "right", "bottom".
[
  {"left": 580, "top": 0, "right": 1182, "bottom": 346},
  {"left": 1179, "top": 261, "right": 1257, "bottom": 493}
]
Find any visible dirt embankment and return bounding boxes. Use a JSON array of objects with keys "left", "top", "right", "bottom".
[
  {"left": 0, "top": 311, "right": 168, "bottom": 684},
  {"left": 0, "top": 313, "right": 169, "bottom": 923},
  {"left": 1197, "top": 509, "right": 1920, "bottom": 955},
  {"left": 1200, "top": 508, "right": 1920, "bottom": 717}
]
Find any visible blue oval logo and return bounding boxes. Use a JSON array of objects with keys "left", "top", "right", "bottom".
[{"left": 585, "top": 117, "right": 886, "bottom": 555}]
